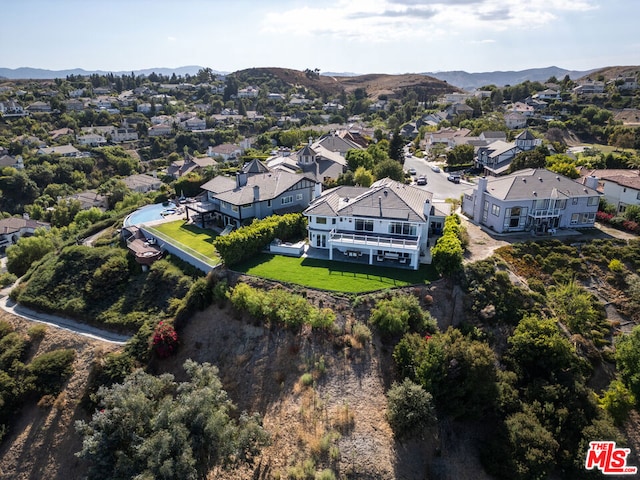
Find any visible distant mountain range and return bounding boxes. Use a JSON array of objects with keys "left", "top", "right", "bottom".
[
  {"left": 0, "top": 65, "right": 219, "bottom": 80},
  {"left": 424, "top": 66, "right": 598, "bottom": 90},
  {"left": 0, "top": 65, "right": 607, "bottom": 90}
]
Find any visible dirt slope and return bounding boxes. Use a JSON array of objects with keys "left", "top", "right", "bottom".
[{"left": 0, "top": 311, "right": 120, "bottom": 480}]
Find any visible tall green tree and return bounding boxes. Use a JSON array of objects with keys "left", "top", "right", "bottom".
[{"left": 389, "top": 129, "right": 405, "bottom": 164}]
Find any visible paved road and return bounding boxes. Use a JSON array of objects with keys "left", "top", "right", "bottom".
[
  {"left": 0, "top": 295, "right": 129, "bottom": 345},
  {"left": 403, "top": 154, "right": 472, "bottom": 201}
]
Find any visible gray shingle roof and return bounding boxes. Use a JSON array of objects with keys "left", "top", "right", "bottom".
[
  {"left": 305, "top": 178, "right": 432, "bottom": 222},
  {"left": 484, "top": 168, "right": 599, "bottom": 200}
]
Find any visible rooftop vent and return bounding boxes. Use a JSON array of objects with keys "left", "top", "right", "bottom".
[{"left": 538, "top": 177, "right": 543, "bottom": 181}]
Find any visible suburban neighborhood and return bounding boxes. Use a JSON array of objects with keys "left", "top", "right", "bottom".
[{"left": 1, "top": 62, "right": 640, "bottom": 480}]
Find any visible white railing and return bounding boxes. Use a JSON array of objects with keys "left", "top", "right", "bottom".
[
  {"left": 529, "top": 209, "right": 560, "bottom": 218},
  {"left": 329, "top": 230, "right": 420, "bottom": 250}
]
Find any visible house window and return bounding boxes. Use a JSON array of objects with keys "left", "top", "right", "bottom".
[
  {"left": 636, "top": 192, "right": 640, "bottom": 200},
  {"left": 588, "top": 196, "right": 599, "bottom": 206},
  {"left": 316, "top": 217, "right": 327, "bottom": 224},
  {"left": 555, "top": 199, "right": 567, "bottom": 209},
  {"left": 332, "top": 219, "right": 336, "bottom": 224},
  {"left": 231, "top": 205, "right": 239, "bottom": 213},
  {"left": 491, "top": 204, "right": 500, "bottom": 216},
  {"left": 572, "top": 198, "right": 579, "bottom": 205},
  {"left": 296, "top": 193, "right": 303, "bottom": 201},
  {"left": 220, "top": 201, "right": 229, "bottom": 209},
  {"left": 534, "top": 199, "right": 549, "bottom": 210},
  {"left": 482, "top": 200, "right": 489, "bottom": 222},
  {"left": 242, "top": 204, "right": 251, "bottom": 209},
  {"left": 281, "top": 195, "right": 293, "bottom": 205},
  {"left": 267, "top": 200, "right": 272, "bottom": 207},
  {"left": 571, "top": 213, "right": 579, "bottom": 224},
  {"left": 355, "top": 219, "right": 374, "bottom": 232},
  {"left": 389, "top": 222, "right": 417, "bottom": 236},
  {"left": 504, "top": 206, "right": 525, "bottom": 228}
]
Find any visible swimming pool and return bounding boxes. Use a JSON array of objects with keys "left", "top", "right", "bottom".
[{"left": 124, "top": 202, "right": 177, "bottom": 227}]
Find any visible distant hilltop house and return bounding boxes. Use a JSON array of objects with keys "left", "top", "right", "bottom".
[
  {"left": 190, "top": 159, "right": 319, "bottom": 229},
  {"left": 37, "top": 144, "right": 81, "bottom": 157},
  {"left": 573, "top": 80, "right": 605, "bottom": 95},
  {"left": 0, "top": 217, "right": 50, "bottom": 251},
  {"left": 148, "top": 123, "right": 173, "bottom": 137},
  {"left": 26, "top": 101, "right": 51, "bottom": 113},
  {"left": 121, "top": 173, "right": 162, "bottom": 193},
  {"left": 0, "top": 154, "right": 24, "bottom": 169},
  {"left": 504, "top": 112, "right": 527, "bottom": 129},
  {"left": 207, "top": 143, "right": 243, "bottom": 161},
  {"left": 475, "top": 129, "right": 541, "bottom": 176},
  {"left": 0, "top": 100, "right": 27, "bottom": 117},
  {"left": 462, "top": 168, "right": 601, "bottom": 234},
  {"left": 266, "top": 134, "right": 357, "bottom": 183},
  {"left": 237, "top": 86, "right": 259, "bottom": 98},
  {"left": 166, "top": 155, "right": 217, "bottom": 179},
  {"left": 304, "top": 178, "right": 450, "bottom": 270},
  {"left": 78, "top": 133, "right": 107, "bottom": 147}
]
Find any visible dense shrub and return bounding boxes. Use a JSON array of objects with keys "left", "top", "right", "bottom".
[
  {"left": 393, "top": 329, "right": 499, "bottom": 419},
  {"left": 431, "top": 215, "right": 464, "bottom": 277},
  {"left": 6, "top": 233, "right": 56, "bottom": 277},
  {"left": 214, "top": 213, "right": 307, "bottom": 266},
  {"left": 599, "top": 379, "right": 636, "bottom": 425},
  {"left": 28, "top": 349, "right": 75, "bottom": 396},
  {"left": 386, "top": 378, "right": 436, "bottom": 438},
  {"left": 370, "top": 294, "right": 436, "bottom": 336},
  {"left": 228, "top": 282, "right": 334, "bottom": 330}
]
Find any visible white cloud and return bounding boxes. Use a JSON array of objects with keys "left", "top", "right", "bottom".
[
  {"left": 261, "top": 0, "right": 598, "bottom": 40},
  {"left": 167, "top": 36, "right": 177, "bottom": 42}
]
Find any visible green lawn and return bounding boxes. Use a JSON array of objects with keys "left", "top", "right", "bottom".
[
  {"left": 148, "top": 220, "right": 220, "bottom": 263},
  {"left": 234, "top": 253, "right": 438, "bottom": 293}
]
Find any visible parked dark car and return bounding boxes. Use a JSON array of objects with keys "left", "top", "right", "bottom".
[{"left": 447, "top": 174, "right": 460, "bottom": 184}]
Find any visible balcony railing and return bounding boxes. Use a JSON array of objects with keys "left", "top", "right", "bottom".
[
  {"left": 529, "top": 209, "right": 560, "bottom": 218},
  {"left": 329, "top": 229, "right": 420, "bottom": 251}
]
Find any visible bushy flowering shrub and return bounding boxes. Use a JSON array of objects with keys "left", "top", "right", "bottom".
[
  {"left": 596, "top": 211, "right": 614, "bottom": 223},
  {"left": 622, "top": 220, "right": 639, "bottom": 233},
  {"left": 152, "top": 321, "right": 178, "bottom": 358},
  {"left": 597, "top": 209, "right": 640, "bottom": 233}
]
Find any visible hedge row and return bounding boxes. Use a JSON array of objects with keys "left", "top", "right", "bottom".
[
  {"left": 431, "top": 214, "right": 464, "bottom": 276},
  {"left": 229, "top": 282, "right": 335, "bottom": 330},
  {"left": 213, "top": 213, "right": 307, "bottom": 266}
]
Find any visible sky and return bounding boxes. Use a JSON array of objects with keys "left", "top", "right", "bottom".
[{"left": 1, "top": 0, "right": 639, "bottom": 74}]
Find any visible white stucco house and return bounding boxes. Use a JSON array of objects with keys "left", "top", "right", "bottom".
[
  {"left": 462, "top": 168, "right": 601, "bottom": 234},
  {"left": 304, "top": 178, "right": 449, "bottom": 269},
  {"left": 579, "top": 168, "right": 640, "bottom": 214}
]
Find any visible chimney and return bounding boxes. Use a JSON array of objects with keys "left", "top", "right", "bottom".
[
  {"left": 236, "top": 171, "right": 247, "bottom": 188},
  {"left": 584, "top": 175, "right": 599, "bottom": 190},
  {"left": 313, "top": 182, "right": 322, "bottom": 199},
  {"left": 473, "top": 177, "right": 488, "bottom": 224}
]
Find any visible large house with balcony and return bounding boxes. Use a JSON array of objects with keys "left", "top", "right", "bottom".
[
  {"left": 193, "top": 159, "right": 319, "bottom": 229},
  {"left": 462, "top": 168, "right": 601, "bottom": 234},
  {"left": 304, "top": 178, "right": 448, "bottom": 269}
]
